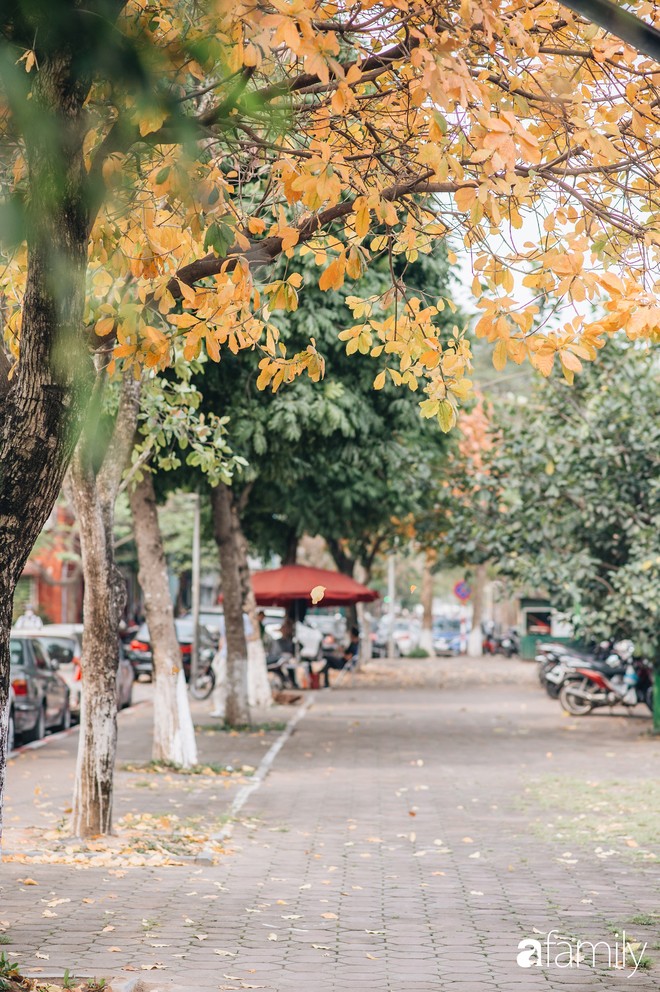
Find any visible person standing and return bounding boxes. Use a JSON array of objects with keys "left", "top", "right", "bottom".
[{"left": 14, "top": 603, "right": 43, "bottom": 629}]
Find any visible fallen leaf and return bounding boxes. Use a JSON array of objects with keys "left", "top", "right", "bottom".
[
  {"left": 214, "top": 950, "right": 237, "bottom": 957},
  {"left": 267, "top": 933, "right": 278, "bottom": 941},
  {"left": 321, "top": 912, "right": 338, "bottom": 920},
  {"left": 311, "top": 585, "right": 326, "bottom": 605},
  {"left": 108, "top": 946, "right": 122, "bottom": 952},
  {"left": 19, "top": 878, "right": 39, "bottom": 886},
  {"left": 35, "top": 952, "right": 49, "bottom": 960}
]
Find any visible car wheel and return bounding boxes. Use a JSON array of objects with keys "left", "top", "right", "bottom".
[
  {"left": 7, "top": 709, "right": 15, "bottom": 754},
  {"left": 56, "top": 700, "right": 71, "bottom": 732},
  {"left": 25, "top": 704, "right": 46, "bottom": 743}
]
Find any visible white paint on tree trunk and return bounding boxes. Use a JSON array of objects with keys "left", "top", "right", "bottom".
[
  {"left": 247, "top": 638, "right": 272, "bottom": 708},
  {"left": 210, "top": 648, "right": 228, "bottom": 719},
  {"left": 152, "top": 665, "right": 198, "bottom": 768},
  {"left": 0, "top": 694, "right": 8, "bottom": 845},
  {"left": 176, "top": 669, "right": 197, "bottom": 764}
]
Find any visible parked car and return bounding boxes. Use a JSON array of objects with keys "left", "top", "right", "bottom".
[
  {"left": 373, "top": 619, "right": 421, "bottom": 657},
  {"left": 432, "top": 618, "right": 462, "bottom": 656},
  {"left": 9, "top": 632, "right": 70, "bottom": 742},
  {"left": 125, "top": 618, "right": 216, "bottom": 680},
  {"left": 38, "top": 624, "right": 134, "bottom": 716}
]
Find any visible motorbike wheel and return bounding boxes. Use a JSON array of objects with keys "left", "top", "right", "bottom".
[
  {"left": 559, "top": 677, "right": 594, "bottom": 716},
  {"left": 190, "top": 667, "right": 216, "bottom": 700},
  {"left": 645, "top": 685, "right": 654, "bottom": 714},
  {"left": 544, "top": 680, "right": 561, "bottom": 700}
]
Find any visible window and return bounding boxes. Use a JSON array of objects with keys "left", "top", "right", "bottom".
[
  {"left": 31, "top": 639, "right": 49, "bottom": 670},
  {"left": 9, "top": 639, "right": 24, "bottom": 668}
]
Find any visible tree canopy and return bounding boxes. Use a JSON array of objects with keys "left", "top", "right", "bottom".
[
  {"left": 442, "top": 346, "right": 660, "bottom": 653},
  {"left": 4, "top": 0, "right": 660, "bottom": 429}
]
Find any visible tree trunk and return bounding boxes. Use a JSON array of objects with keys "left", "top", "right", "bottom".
[
  {"left": 0, "top": 52, "right": 93, "bottom": 843},
  {"left": 69, "top": 452, "right": 123, "bottom": 836},
  {"left": 467, "top": 563, "right": 487, "bottom": 657},
  {"left": 283, "top": 528, "right": 299, "bottom": 566},
  {"left": 327, "top": 538, "right": 358, "bottom": 628},
  {"left": 231, "top": 501, "right": 272, "bottom": 709},
  {"left": 419, "top": 551, "right": 435, "bottom": 656},
  {"left": 69, "top": 374, "right": 141, "bottom": 836},
  {"left": 211, "top": 484, "right": 250, "bottom": 726},
  {"left": 130, "top": 472, "right": 197, "bottom": 765}
]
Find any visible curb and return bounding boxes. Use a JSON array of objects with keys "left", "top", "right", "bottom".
[{"left": 9, "top": 700, "right": 149, "bottom": 759}]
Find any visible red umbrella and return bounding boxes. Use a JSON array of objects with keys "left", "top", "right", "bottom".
[{"left": 250, "top": 565, "right": 379, "bottom": 607}]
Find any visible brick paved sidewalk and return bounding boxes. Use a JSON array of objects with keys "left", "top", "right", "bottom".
[{"left": 1, "top": 657, "right": 658, "bottom": 991}]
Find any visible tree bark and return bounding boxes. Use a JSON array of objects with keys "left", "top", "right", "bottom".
[
  {"left": 211, "top": 484, "right": 251, "bottom": 726},
  {"left": 0, "top": 51, "right": 93, "bottom": 844},
  {"left": 231, "top": 499, "right": 272, "bottom": 709},
  {"left": 419, "top": 551, "right": 436, "bottom": 656},
  {"left": 327, "top": 538, "right": 358, "bottom": 629},
  {"left": 69, "top": 374, "right": 140, "bottom": 836},
  {"left": 130, "top": 471, "right": 198, "bottom": 766},
  {"left": 467, "top": 563, "right": 487, "bottom": 657}
]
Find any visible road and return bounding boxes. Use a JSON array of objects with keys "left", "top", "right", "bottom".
[{"left": 1, "top": 656, "right": 658, "bottom": 991}]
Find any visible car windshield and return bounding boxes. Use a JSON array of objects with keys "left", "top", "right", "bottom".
[
  {"left": 9, "top": 639, "right": 25, "bottom": 668},
  {"left": 434, "top": 620, "right": 461, "bottom": 633}
]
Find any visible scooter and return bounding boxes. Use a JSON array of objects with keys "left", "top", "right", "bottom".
[
  {"left": 538, "top": 640, "right": 614, "bottom": 697},
  {"left": 559, "top": 657, "right": 653, "bottom": 716}
]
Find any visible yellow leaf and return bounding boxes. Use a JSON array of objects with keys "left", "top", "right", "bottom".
[
  {"left": 319, "top": 257, "right": 345, "bottom": 292},
  {"left": 492, "top": 339, "right": 507, "bottom": 371},
  {"left": 311, "top": 585, "right": 325, "bottom": 605},
  {"left": 437, "top": 400, "right": 456, "bottom": 433},
  {"left": 373, "top": 370, "right": 386, "bottom": 390},
  {"left": 454, "top": 187, "right": 477, "bottom": 212}
]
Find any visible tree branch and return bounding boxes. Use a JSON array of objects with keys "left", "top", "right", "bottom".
[{"left": 169, "top": 173, "right": 461, "bottom": 293}]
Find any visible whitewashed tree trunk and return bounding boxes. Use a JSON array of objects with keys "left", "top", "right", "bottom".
[
  {"left": 419, "top": 551, "right": 436, "bottom": 656},
  {"left": 69, "top": 375, "right": 140, "bottom": 837},
  {"left": 467, "top": 563, "right": 487, "bottom": 657},
  {"left": 232, "top": 500, "right": 271, "bottom": 709},
  {"left": 130, "top": 471, "right": 197, "bottom": 767},
  {"left": 211, "top": 484, "right": 251, "bottom": 726}
]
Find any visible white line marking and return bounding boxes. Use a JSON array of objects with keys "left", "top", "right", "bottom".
[{"left": 209, "top": 694, "right": 315, "bottom": 847}]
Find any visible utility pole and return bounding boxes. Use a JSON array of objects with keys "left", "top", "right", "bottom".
[
  {"left": 387, "top": 553, "right": 396, "bottom": 659},
  {"left": 191, "top": 492, "right": 201, "bottom": 686}
]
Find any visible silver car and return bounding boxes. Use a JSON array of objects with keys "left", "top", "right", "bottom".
[
  {"left": 9, "top": 633, "right": 70, "bottom": 742},
  {"left": 38, "top": 624, "right": 134, "bottom": 718}
]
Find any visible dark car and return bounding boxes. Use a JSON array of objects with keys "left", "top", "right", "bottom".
[
  {"left": 9, "top": 633, "right": 70, "bottom": 743},
  {"left": 432, "top": 619, "right": 462, "bottom": 656},
  {"left": 25, "top": 625, "right": 134, "bottom": 719},
  {"left": 125, "top": 618, "right": 216, "bottom": 680}
]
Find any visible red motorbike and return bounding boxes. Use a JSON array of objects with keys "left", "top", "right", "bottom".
[{"left": 559, "top": 658, "right": 653, "bottom": 716}]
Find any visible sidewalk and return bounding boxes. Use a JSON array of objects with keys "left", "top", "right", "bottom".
[{"left": 1, "top": 657, "right": 658, "bottom": 990}]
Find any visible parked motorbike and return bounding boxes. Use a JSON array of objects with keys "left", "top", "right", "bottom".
[
  {"left": 498, "top": 628, "right": 519, "bottom": 658},
  {"left": 538, "top": 640, "right": 614, "bottom": 698},
  {"left": 559, "top": 655, "right": 653, "bottom": 716},
  {"left": 188, "top": 659, "right": 216, "bottom": 700}
]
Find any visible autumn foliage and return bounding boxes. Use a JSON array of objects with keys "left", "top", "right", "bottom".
[{"left": 3, "top": 0, "right": 660, "bottom": 433}]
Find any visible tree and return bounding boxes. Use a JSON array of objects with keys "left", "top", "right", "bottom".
[
  {"left": 445, "top": 346, "right": 660, "bottom": 723},
  {"left": 4, "top": 0, "right": 660, "bottom": 839}
]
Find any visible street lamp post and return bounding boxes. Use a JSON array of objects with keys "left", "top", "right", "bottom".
[{"left": 191, "top": 492, "right": 201, "bottom": 686}]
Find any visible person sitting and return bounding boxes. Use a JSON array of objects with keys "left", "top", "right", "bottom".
[
  {"left": 322, "top": 626, "right": 360, "bottom": 688},
  {"left": 267, "top": 618, "right": 300, "bottom": 689}
]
